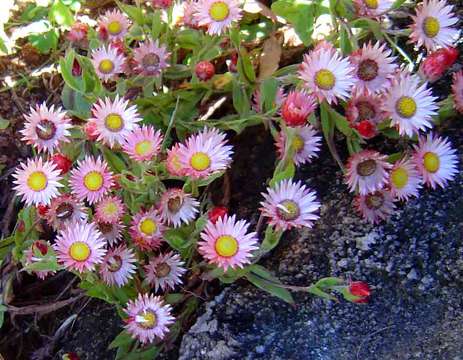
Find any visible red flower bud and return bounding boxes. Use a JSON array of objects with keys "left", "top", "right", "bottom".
[
  {"left": 51, "top": 153, "right": 73, "bottom": 175},
  {"left": 84, "top": 121, "right": 99, "bottom": 141},
  {"left": 195, "top": 61, "right": 215, "bottom": 81},
  {"left": 98, "top": 25, "right": 109, "bottom": 41},
  {"left": 208, "top": 206, "right": 228, "bottom": 224},
  {"left": 419, "top": 47, "right": 459, "bottom": 82},
  {"left": 63, "top": 352, "right": 81, "bottom": 360},
  {"left": 355, "top": 120, "right": 376, "bottom": 139},
  {"left": 349, "top": 281, "right": 371, "bottom": 303},
  {"left": 72, "top": 58, "right": 82, "bottom": 77},
  {"left": 229, "top": 52, "right": 238, "bottom": 73},
  {"left": 110, "top": 39, "right": 126, "bottom": 56},
  {"left": 152, "top": 0, "right": 173, "bottom": 8},
  {"left": 281, "top": 91, "right": 316, "bottom": 127},
  {"left": 17, "top": 220, "right": 25, "bottom": 233},
  {"left": 36, "top": 204, "right": 49, "bottom": 218},
  {"left": 32, "top": 240, "right": 49, "bottom": 256}
]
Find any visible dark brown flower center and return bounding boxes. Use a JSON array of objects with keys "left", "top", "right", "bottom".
[
  {"left": 142, "top": 53, "right": 160, "bottom": 68},
  {"left": 365, "top": 192, "right": 384, "bottom": 210},
  {"left": 56, "top": 203, "right": 74, "bottom": 220},
  {"left": 36, "top": 119, "right": 57, "bottom": 140},
  {"left": 357, "top": 59, "right": 379, "bottom": 82},
  {"left": 107, "top": 254, "right": 123, "bottom": 272},
  {"left": 155, "top": 262, "right": 171, "bottom": 278},
  {"left": 356, "top": 101, "right": 376, "bottom": 121},
  {"left": 356, "top": 159, "right": 377, "bottom": 177},
  {"left": 98, "top": 222, "right": 114, "bottom": 234},
  {"left": 167, "top": 196, "right": 183, "bottom": 213}
]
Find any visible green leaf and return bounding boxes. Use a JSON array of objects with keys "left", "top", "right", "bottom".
[
  {"left": 246, "top": 273, "right": 294, "bottom": 304},
  {"left": 176, "top": 29, "right": 201, "bottom": 50},
  {"left": 164, "top": 228, "right": 189, "bottom": 251},
  {"left": 340, "top": 26, "right": 353, "bottom": 55},
  {"left": 49, "top": 0, "right": 74, "bottom": 27},
  {"left": 0, "top": 118, "right": 10, "bottom": 130},
  {"left": 351, "top": 18, "right": 383, "bottom": 40},
  {"left": 381, "top": 127, "right": 400, "bottom": 139},
  {"left": 329, "top": 107, "right": 352, "bottom": 137},
  {"left": 320, "top": 101, "right": 334, "bottom": 139},
  {"left": 232, "top": 79, "right": 250, "bottom": 116},
  {"left": 102, "top": 148, "right": 126, "bottom": 173},
  {"left": 269, "top": 161, "right": 295, "bottom": 188},
  {"left": 165, "top": 293, "right": 183, "bottom": 305},
  {"left": 260, "top": 78, "right": 278, "bottom": 113},
  {"left": 61, "top": 84, "right": 92, "bottom": 119},
  {"left": 314, "top": 277, "right": 344, "bottom": 289},
  {"left": 116, "top": 1, "right": 145, "bottom": 25},
  {"left": 109, "top": 330, "right": 134, "bottom": 350},
  {"left": 0, "top": 304, "right": 6, "bottom": 329},
  {"left": 121, "top": 346, "right": 160, "bottom": 360},
  {"left": 306, "top": 284, "right": 338, "bottom": 301},
  {"left": 28, "top": 29, "right": 59, "bottom": 54},
  {"left": 151, "top": 10, "right": 163, "bottom": 39},
  {"left": 260, "top": 226, "right": 284, "bottom": 253},
  {"left": 238, "top": 49, "right": 256, "bottom": 83},
  {"left": 59, "top": 50, "right": 84, "bottom": 92},
  {"left": 387, "top": 152, "right": 403, "bottom": 164}
]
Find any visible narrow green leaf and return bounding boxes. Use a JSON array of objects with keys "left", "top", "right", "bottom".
[
  {"left": 102, "top": 148, "right": 126, "bottom": 173},
  {"left": 260, "top": 226, "right": 284, "bottom": 253},
  {"left": 246, "top": 273, "right": 294, "bottom": 304}
]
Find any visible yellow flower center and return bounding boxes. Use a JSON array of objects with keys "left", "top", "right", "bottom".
[
  {"left": 356, "top": 159, "right": 377, "bottom": 177},
  {"left": 190, "top": 152, "right": 211, "bottom": 171},
  {"left": 107, "top": 20, "right": 123, "bottom": 35},
  {"left": 314, "top": 69, "right": 335, "bottom": 90},
  {"left": 215, "top": 235, "right": 239, "bottom": 257},
  {"left": 276, "top": 200, "right": 300, "bottom": 221},
  {"left": 99, "top": 59, "right": 115, "bottom": 74},
  {"left": 363, "top": 0, "right": 378, "bottom": 9},
  {"left": 396, "top": 96, "right": 417, "bottom": 119},
  {"left": 84, "top": 171, "right": 104, "bottom": 191},
  {"left": 140, "top": 218, "right": 157, "bottom": 235},
  {"left": 423, "top": 152, "right": 440, "bottom": 173},
  {"left": 137, "top": 311, "right": 157, "bottom": 329},
  {"left": 209, "top": 1, "right": 230, "bottom": 21},
  {"left": 105, "top": 113, "right": 124, "bottom": 132},
  {"left": 69, "top": 241, "right": 91, "bottom": 262},
  {"left": 104, "top": 202, "right": 119, "bottom": 215},
  {"left": 135, "top": 140, "right": 153, "bottom": 156},
  {"left": 292, "top": 135, "right": 305, "bottom": 153},
  {"left": 423, "top": 17, "right": 440, "bottom": 38},
  {"left": 27, "top": 171, "right": 47, "bottom": 192},
  {"left": 390, "top": 167, "right": 409, "bottom": 189}
]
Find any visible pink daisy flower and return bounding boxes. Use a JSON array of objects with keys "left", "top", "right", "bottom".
[
  {"left": 252, "top": 87, "right": 286, "bottom": 113},
  {"left": 20, "top": 103, "right": 72, "bottom": 154},
  {"left": 122, "top": 125, "right": 164, "bottom": 162},
  {"left": 91, "top": 46, "right": 125, "bottom": 82},
  {"left": 13, "top": 157, "right": 63, "bottom": 206},
  {"left": 45, "top": 194, "right": 87, "bottom": 231},
  {"left": 355, "top": 190, "right": 396, "bottom": 224},
  {"left": 383, "top": 73, "right": 438, "bottom": 137},
  {"left": 260, "top": 179, "right": 321, "bottom": 231},
  {"left": 159, "top": 188, "right": 199, "bottom": 228},
  {"left": 99, "top": 245, "right": 137, "bottom": 287},
  {"left": 193, "top": 0, "right": 242, "bottom": 35},
  {"left": 145, "top": 252, "right": 187, "bottom": 292},
  {"left": 389, "top": 157, "right": 423, "bottom": 201},
  {"left": 280, "top": 90, "right": 317, "bottom": 127},
  {"left": 275, "top": 125, "right": 322, "bottom": 166},
  {"left": 183, "top": 0, "right": 200, "bottom": 28},
  {"left": 177, "top": 128, "right": 233, "bottom": 179},
  {"left": 98, "top": 9, "right": 130, "bottom": 41},
  {"left": 133, "top": 40, "right": 170, "bottom": 77},
  {"left": 346, "top": 150, "right": 392, "bottom": 195},
  {"left": 452, "top": 70, "right": 463, "bottom": 113},
  {"left": 124, "top": 293, "right": 175, "bottom": 344},
  {"left": 95, "top": 196, "right": 125, "bottom": 224},
  {"left": 69, "top": 156, "right": 114, "bottom": 205},
  {"left": 54, "top": 221, "right": 106, "bottom": 273},
  {"left": 90, "top": 96, "right": 142, "bottom": 148},
  {"left": 299, "top": 47, "right": 355, "bottom": 104},
  {"left": 350, "top": 42, "right": 397, "bottom": 94},
  {"left": 95, "top": 220, "right": 124, "bottom": 246},
  {"left": 346, "top": 90, "right": 386, "bottom": 139},
  {"left": 410, "top": 0, "right": 459, "bottom": 51},
  {"left": 166, "top": 143, "right": 187, "bottom": 177},
  {"left": 353, "top": 0, "right": 394, "bottom": 18},
  {"left": 130, "top": 208, "right": 165, "bottom": 250},
  {"left": 199, "top": 214, "right": 258, "bottom": 271},
  {"left": 413, "top": 133, "right": 458, "bottom": 189},
  {"left": 24, "top": 240, "right": 56, "bottom": 280}
]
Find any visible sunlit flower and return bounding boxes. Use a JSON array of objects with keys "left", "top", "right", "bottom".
[
  {"left": 346, "top": 150, "right": 391, "bottom": 195},
  {"left": 122, "top": 125, "right": 164, "bottom": 162},
  {"left": 20, "top": 103, "right": 72, "bottom": 154},
  {"left": 166, "top": 143, "right": 186, "bottom": 177},
  {"left": 280, "top": 90, "right": 317, "bottom": 126},
  {"left": 99, "top": 245, "right": 137, "bottom": 287},
  {"left": 452, "top": 70, "right": 463, "bottom": 113},
  {"left": 133, "top": 40, "right": 170, "bottom": 76},
  {"left": 353, "top": 0, "right": 394, "bottom": 18},
  {"left": 183, "top": 0, "right": 200, "bottom": 28},
  {"left": 383, "top": 73, "right": 438, "bottom": 137},
  {"left": 260, "top": 179, "right": 320, "bottom": 231},
  {"left": 193, "top": 0, "right": 242, "bottom": 35},
  {"left": 299, "top": 47, "right": 355, "bottom": 104},
  {"left": 410, "top": 0, "right": 459, "bottom": 51},
  {"left": 159, "top": 188, "right": 199, "bottom": 228},
  {"left": 177, "top": 128, "right": 233, "bottom": 179},
  {"left": 389, "top": 157, "right": 422, "bottom": 201},
  {"left": 413, "top": 133, "right": 458, "bottom": 189},
  {"left": 69, "top": 156, "right": 114, "bottom": 205},
  {"left": 24, "top": 240, "right": 56, "bottom": 280},
  {"left": 130, "top": 208, "right": 165, "bottom": 250},
  {"left": 98, "top": 9, "right": 130, "bottom": 41},
  {"left": 198, "top": 214, "right": 258, "bottom": 271},
  {"left": 95, "top": 220, "right": 124, "bottom": 246},
  {"left": 13, "top": 158, "right": 63, "bottom": 206},
  {"left": 91, "top": 46, "right": 125, "bottom": 82},
  {"left": 124, "top": 293, "right": 175, "bottom": 344},
  {"left": 54, "top": 221, "right": 106, "bottom": 273},
  {"left": 95, "top": 196, "right": 125, "bottom": 224},
  {"left": 145, "top": 252, "right": 186, "bottom": 292},
  {"left": 46, "top": 194, "right": 87, "bottom": 231},
  {"left": 252, "top": 87, "right": 286, "bottom": 113},
  {"left": 275, "top": 125, "right": 321, "bottom": 166},
  {"left": 350, "top": 42, "right": 397, "bottom": 94},
  {"left": 90, "top": 96, "right": 142, "bottom": 148},
  {"left": 355, "top": 190, "right": 396, "bottom": 224},
  {"left": 346, "top": 90, "right": 386, "bottom": 139}
]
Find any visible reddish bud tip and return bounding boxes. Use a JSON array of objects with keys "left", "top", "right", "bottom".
[
  {"left": 17, "top": 220, "right": 25, "bottom": 233},
  {"left": 72, "top": 58, "right": 82, "bottom": 77},
  {"left": 152, "top": 0, "right": 173, "bottom": 8},
  {"left": 32, "top": 240, "right": 49, "bottom": 256},
  {"left": 98, "top": 25, "right": 109, "bottom": 41},
  {"left": 355, "top": 120, "right": 376, "bottom": 139},
  {"left": 349, "top": 281, "right": 371, "bottom": 298},
  {"left": 36, "top": 204, "right": 49, "bottom": 217},
  {"left": 420, "top": 47, "right": 459, "bottom": 82},
  {"left": 208, "top": 206, "right": 228, "bottom": 224},
  {"left": 195, "top": 61, "right": 216, "bottom": 81},
  {"left": 51, "top": 154, "right": 73, "bottom": 175},
  {"left": 84, "top": 121, "right": 99, "bottom": 141},
  {"left": 110, "top": 39, "right": 126, "bottom": 56}
]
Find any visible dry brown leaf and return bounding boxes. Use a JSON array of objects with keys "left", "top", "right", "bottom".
[{"left": 258, "top": 35, "right": 282, "bottom": 81}]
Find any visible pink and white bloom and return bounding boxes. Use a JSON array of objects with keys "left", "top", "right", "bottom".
[
  {"left": 20, "top": 103, "right": 72, "bottom": 154},
  {"left": 383, "top": 73, "right": 438, "bottom": 137},
  {"left": 130, "top": 208, "right": 165, "bottom": 250},
  {"left": 124, "top": 293, "right": 175, "bottom": 344},
  {"left": 252, "top": 87, "right": 286, "bottom": 113},
  {"left": 90, "top": 96, "right": 142, "bottom": 148},
  {"left": 413, "top": 133, "right": 458, "bottom": 189},
  {"left": 145, "top": 252, "right": 187, "bottom": 292},
  {"left": 13, "top": 158, "right": 63, "bottom": 206},
  {"left": 389, "top": 157, "right": 423, "bottom": 201},
  {"left": 346, "top": 150, "right": 392, "bottom": 195},
  {"left": 281, "top": 90, "right": 317, "bottom": 127},
  {"left": 45, "top": 194, "right": 87, "bottom": 231},
  {"left": 299, "top": 47, "right": 355, "bottom": 104},
  {"left": 54, "top": 221, "right": 106, "bottom": 273},
  {"left": 69, "top": 156, "right": 114, "bottom": 205},
  {"left": 452, "top": 70, "right": 463, "bottom": 113},
  {"left": 95, "top": 196, "right": 125, "bottom": 224},
  {"left": 177, "top": 128, "right": 233, "bottom": 179},
  {"left": 159, "top": 188, "right": 199, "bottom": 228},
  {"left": 346, "top": 91, "right": 386, "bottom": 139},
  {"left": 95, "top": 221, "right": 124, "bottom": 246},
  {"left": 275, "top": 125, "right": 321, "bottom": 166},
  {"left": 166, "top": 143, "right": 186, "bottom": 177},
  {"left": 193, "top": 0, "right": 242, "bottom": 35},
  {"left": 98, "top": 9, "right": 130, "bottom": 41},
  {"left": 91, "top": 46, "right": 125, "bottom": 82},
  {"left": 260, "top": 179, "right": 320, "bottom": 231},
  {"left": 99, "top": 245, "right": 137, "bottom": 287},
  {"left": 24, "top": 240, "right": 56, "bottom": 280},
  {"left": 350, "top": 42, "right": 397, "bottom": 94},
  {"left": 122, "top": 125, "right": 163, "bottom": 162},
  {"left": 355, "top": 190, "right": 396, "bottom": 224},
  {"left": 183, "top": 0, "right": 200, "bottom": 28},
  {"left": 410, "top": 0, "right": 459, "bottom": 51},
  {"left": 133, "top": 40, "right": 170, "bottom": 76},
  {"left": 353, "top": 0, "right": 394, "bottom": 18},
  {"left": 198, "top": 214, "right": 258, "bottom": 271}
]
